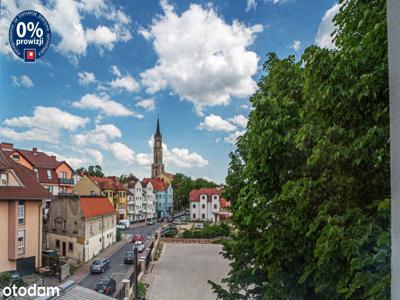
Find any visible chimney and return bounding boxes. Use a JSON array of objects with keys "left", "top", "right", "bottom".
[
  {"left": 0, "top": 142, "right": 14, "bottom": 151},
  {"left": 32, "top": 147, "right": 38, "bottom": 155},
  {"left": 108, "top": 176, "right": 117, "bottom": 182},
  {"left": 51, "top": 155, "right": 56, "bottom": 160}
]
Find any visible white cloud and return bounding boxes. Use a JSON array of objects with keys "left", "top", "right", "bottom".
[
  {"left": 11, "top": 75, "right": 33, "bottom": 88},
  {"left": 290, "top": 40, "right": 301, "bottom": 52},
  {"left": 85, "top": 26, "right": 117, "bottom": 50},
  {"left": 72, "top": 123, "right": 136, "bottom": 164},
  {"left": 109, "top": 76, "right": 140, "bottom": 93},
  {"left": 228, "top": 115, "right": 248, "bottom": 128},
  {"left": 140, "top": 1, "right": 262, "bottom": 115},
  {"left": 136, "top": 98, "right": 156, "bottom": 112},
  {"left": 73, "top": 124, "right": 122, "bottom": 147},
  {"left": 0, "top": 0, "right": 132, "bottom": 60},
  {"left": 72, "top": 94, "right": 143, "bottom": 118},
  {"left": 246, "top": 0, "right": 257, "bottom": 12},
  {"left": 78, "top": 72, "right": 96, "bottom": 86},
  {"left": 197, "top": 114, "right": 236, "bottom": 132},
  {"left": 0, "top": 106, "right": 89, "bottom": 143},
  {"left": 315, "top": 4, "right": 340, "bottom": 50},
  {"left": 240, "top": 104, "right": 250, "bottom": 110},
  {"left": 110, "top": 65, "right": 122, "bottom": 77},
  {"left": 108, "top": 142, "right": 135, "bottom": 164},
  {"left": 224, "top": 130, "right": 246, "bottom": 145},
  {"left": 136, "top": 136, "right": 209, "bottom": 169}
]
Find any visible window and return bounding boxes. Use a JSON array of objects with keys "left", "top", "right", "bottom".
[
  {"left": 90, "top": 221, "right": 93, "bottom": 232},
  {"left": 192, "top": 204, "right": 196, "bottom": 209},
  {"left": 214, "top": 204, "right": 218, "bottom": 209},
  {"left": 52, "top": 220, "right": 56, "bottom": 230},
  {"left": 60, "top": 172, "right": 67, "bottom": 179},
  {"left": 68, "top": 242, "right": 73, "bottom": 252},
  {"left": 63, "top": 220, "right": 66, "bottom": 231},
  {"left": 192, "top": 214, "right": 196, "bottom": 219},
  {"left": 202, "top": 204, "right": 205, "bottom": 209},
  {"left": 99, "top": 237, "right": 102, "bottom": 243},
  {"left": 74, "top": 222, "right": 78, "bottom": 233},
  {"left": 55, "top": 239, "right": 60, "bottom": 248},
  {"left": 60, "top": 186, "right": 66, "bottom": 194},
  {"left": 47, "top": 170, "right": 52, "bottom": 179},
  {"left": 12, "top": 154, "right": 20, "bottom": 161},
  {"left": 18, "top": 201, "right": 25, "bottom": 224},
  {"left": 0, "top": 173, "right": 7, "bottom": 186},
  {"left": 202, "top": 213, "right": 205, "bottom": 219},
  {"left": 17, "top": 230, "right": 25, "bottom": 255},
  {"left": 34, "top": 169, "right": 39, "bottom": 178}
]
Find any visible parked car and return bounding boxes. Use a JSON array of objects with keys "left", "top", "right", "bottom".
[
  {"left": 117, "top": 219, "right": 130, "bottom": 230},
  {"left": 147, "top": 219, "right": 155, "bottom": 225},
  {"left": 124, "top": 250, "right": 135, "bottom": 264},
  {"left": 132, "top": 234, "right": 144, "bottom": 243},
  {"left": 95, "top": 276, "right": 116, "bottom": 295},
  {"left": 194, "top": 223, "right": 204, "bottom": 229},
  {"left": 90, "top": 258, "right": 110, "bottom": 274},
  {"left": 133, "top": 241, "right": 145, "bottom": 252},
  {"left": 172, "top": 219, "right": 181, "bottom": 225}
]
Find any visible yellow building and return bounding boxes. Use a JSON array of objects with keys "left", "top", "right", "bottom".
[{"left": 73, "top": 175, "right": 128, "bottom": 220}]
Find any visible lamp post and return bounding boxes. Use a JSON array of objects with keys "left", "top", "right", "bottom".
[
  {"left": 134, "top": 246, "right": 139, "bottom": 300},
  {"left": 388, "top": 1, "right": 400, "bottom": 299}
]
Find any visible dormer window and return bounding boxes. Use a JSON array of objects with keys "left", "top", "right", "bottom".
[
  {"left": 47, "top": 170, "right": 52, "bottom": 179},
  {"left": 0, "top": 173, "right": 7, "bottom": 186},
  {"left": 12, "top": 154, "right": 20, "bottom": 161},
  {"left": 34, "top": 168, "right": 39, "bottom": 178}
]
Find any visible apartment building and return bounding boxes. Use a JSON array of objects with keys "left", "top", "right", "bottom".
[
  {"left": 0, "top": 150, "right": 52, "bottom": 275},
  {"left": 46, "top": 195, "right": 116, "bottom": 263},
  {"left": 189, "top": 188, "right": 229, "bottom": 223}
]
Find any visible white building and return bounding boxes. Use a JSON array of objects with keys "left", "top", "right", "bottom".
[
  {"left": 189, "top": 188, "right": 228, "bottom": 223},
  {"left": 127, "top": 178, "right": 144, "bottom": 222},
  {"left": 143, "top": 181, "right": 156, "bottom": 219}
]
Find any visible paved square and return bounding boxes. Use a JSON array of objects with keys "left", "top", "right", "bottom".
[{"left": 148, "top": 243, "right": 230, "bottom": 300}]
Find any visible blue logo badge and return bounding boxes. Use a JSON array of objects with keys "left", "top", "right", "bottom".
[{"left": 9, "top": 10, "right": 51, "bottom": 63}]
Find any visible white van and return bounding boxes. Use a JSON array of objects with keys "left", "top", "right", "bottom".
[{"left": 117, "top": 219, "right": 130, "bottom": 230}]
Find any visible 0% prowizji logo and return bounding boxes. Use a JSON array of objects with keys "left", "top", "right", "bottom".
[{"left": 9, "top": 10, "right": 51, "bottom": 63}]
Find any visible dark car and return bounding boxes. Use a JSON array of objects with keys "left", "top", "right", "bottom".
[
  {"left": 124, "top": 250, "right": 135, "bottom": 264},
  {"left": 90, "top": 258, "right": 110, "bottom": 274},
  {"left": 95, "top": 276, "right": 116, "bottom": 295},
  {"left": 132, "top": 234, "right": 144, "bottom": 243}
]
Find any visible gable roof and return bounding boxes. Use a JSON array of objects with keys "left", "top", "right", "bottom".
[
  {"left": 80, "top": 197, "right": 115, "bottom": 219},
  {"left": 189, "top": 188, "right": 220, "bottom": 202},
  {"left": 142, "top": 177, "right": 169, "bottom": 191},
  {"left": 0, "top": 150, "right": 52, "bottom": 200},
  {"left": 87, "top": 176, "right": 127, "bottom": 191}
]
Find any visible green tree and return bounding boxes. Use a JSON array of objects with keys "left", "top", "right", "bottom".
[{"left": 210, "top": 0, "right": 389, "bottom": 299}]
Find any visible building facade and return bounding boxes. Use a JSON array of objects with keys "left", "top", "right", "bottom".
[
  {"left": 46, "top": 195, "right": 116, "bottom": 263},
  {"left": 0, "top": 150, "right": 51, "bottom": 275},
  {"left": 189, "top": 188, "right": 229, "bottom": 223},
  {"left": 143, "top": 180, "right": 156, "bottom": 219},
  {"left": 127, "top": 178, "right": 144, "bottom": 223},
  {"left": 73, "top": 175, "right": 128, "bottom": 220},
  {"left": 143, "top": 177, "right": 173, "bottom": 218}
]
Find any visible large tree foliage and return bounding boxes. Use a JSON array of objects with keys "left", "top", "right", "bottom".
[
  {"left": 210, "top": 0, "right": 389, "bottom": 299},
  {"left": 76, "top": 165, "right": 104, "bottom": 177}
]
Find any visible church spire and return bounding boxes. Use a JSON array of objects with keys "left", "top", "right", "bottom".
[{"left": 155, "top": 114, "right": 161, "bottom": 137}]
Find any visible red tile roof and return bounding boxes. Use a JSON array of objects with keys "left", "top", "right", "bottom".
[
  {"left": 142, "top": 177, "right": 169, "bottom": 191},
  {"left": 189, "top": 188, "right": 220, "bottom": 202},
  {"left": 0, "top": 150, "right": 52, "bottom": 200},
  {"left": 87, "top": 176, "right": 127, "bottom": 191},
  {"left": 220, "top": 198, "right": 230, "bottom": 208},
  {"left": 80, "top": 197, "right": 115, "bottom": 219},
  {"left": 16, "top": 149, "right": 60, "bottom": 168}
]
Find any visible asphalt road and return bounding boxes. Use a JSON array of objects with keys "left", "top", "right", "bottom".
[{"left": 79, "top": 223, "right": 160, "bottom": 293}]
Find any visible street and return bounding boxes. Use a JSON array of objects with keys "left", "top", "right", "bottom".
[{"left": 78, "top": 222, "right": 160, "bottom": 293}]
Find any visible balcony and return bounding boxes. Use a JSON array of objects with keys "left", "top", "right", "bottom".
[{"left": 58, "top": 178, "right": 74, "bottom": 185}]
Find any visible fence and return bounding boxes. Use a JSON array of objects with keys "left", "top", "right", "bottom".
[{"left": 160, "top": 237, "right": 223, "bottom": 244}]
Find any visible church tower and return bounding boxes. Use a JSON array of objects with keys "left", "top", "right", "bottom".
[{"left": 151, "top": 116, "right": 165, "bottom": 178}]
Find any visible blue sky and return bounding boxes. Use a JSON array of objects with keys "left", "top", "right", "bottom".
[{"left": 0, "top": 0, "right": 338, "bottom": 183}]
